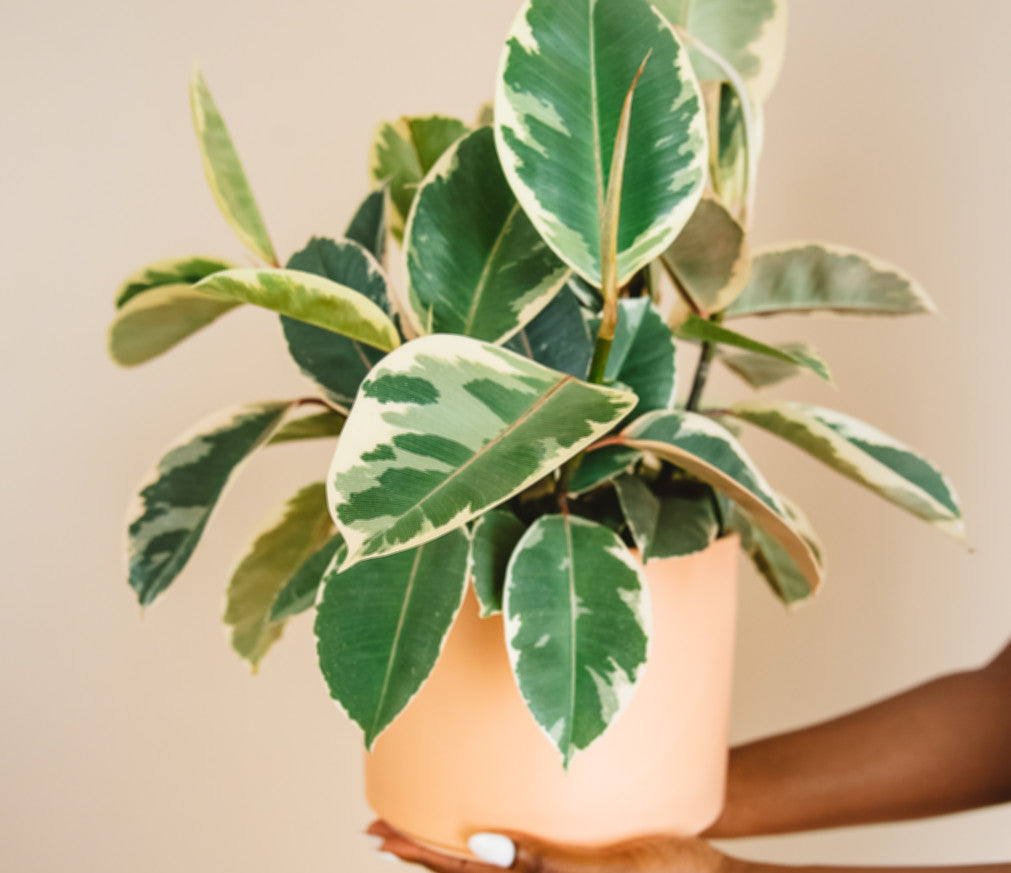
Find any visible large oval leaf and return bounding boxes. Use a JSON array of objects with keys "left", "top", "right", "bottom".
[
  {"left": 115, "top": 255, "right": 236, "bottom": 308},
  {"left": 588, "top": 297, "right": 678, "bottom": 416},
  {"left": 653, "top": 0, "right": 788, "bottom": 104},
  {"left": 406, "top": 126, "right": 570, "bottom": 342},
  {"left": 223, "top": 482, "right": 335, "bottom": 669},
  {"left": 495, "top": 0, "right": 707, "bottom": 287},
  {"left": 726, "top": 243, "right": 935, "bottom": 319},
  {"left": 315, "top": 529, "right": 470, "bottom": 748},
  {"left": 195, "top": 268, "right": 400, "bottom": 352},
  {"left": 505, "top": 514, "right": 650, "bottom": 767},
  {"left": 108, "top": 285, "right": 240, "bottom": 367},
  {"left": 328, "top": 335, "right": 637, "bottom": 565},
  {"left": 611, "top": 410, "right": 822, "bottom": 590},
  {"left": 726, "top": 401, "right": 964, "bottom": 541},
  {"left": 280, "top": 238, "right": 393, "bottom": 406},
  {"left": 127, "top": 401, "right": 294, "bottom": 606},
  {"left": 189, "top": 69, "right": 277, "bottom": 265},
  {"left": 368, "top": 114, "right": 470, "bottom": 242}
]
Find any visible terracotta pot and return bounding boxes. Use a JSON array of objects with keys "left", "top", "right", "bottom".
[{"left": 365, "top": 533, "right": 740, "bottom": 857}]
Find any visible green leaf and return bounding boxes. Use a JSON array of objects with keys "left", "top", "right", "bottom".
[
  {"left": 614, "top": 475, "right": 717, "bottom": 560},
  {"left": 470, "top": 509, "right": 526, "bottom": 617},
  {"left": 223, "top": 483, "right": 335, "bottom": 669},
  {"left": 267, "top": 409, "right": 344, "bottom": 445},
  {"left": 505, "top": 514, "right": 649, "bottom": 767},
  {"left": 127, "top": 401, "right": 293, "bottom": 607},
  {"left": 727, "top": 497, "right": 822, "bottom": 605},
  {"left": 677, "top": 314, "right": 831, "bottom": 382},
  {"left": 115, "top": 255, "right": 237, "bottom": 308},
  {"left": 406, "top": 127, "right": 570, "bottom": 342},
  {"left": 315, "top": 529, "right": 471, "bottom": 748},
  {"left": 589, "top": 298, "right": 678, "bottom": 416},
  {"left": 504, "top": 286, "right": 593, "bottom": 379},
  {"left": 660, "top": 195, "right": 751, "bottom": 319},
  {"left": 280, "top": 239, "right": 393, "bottom": 406},
  {"left": 368, "top": 114, "right": 470, "bottom": 242},
  {"left": 345, "top": 189, "right": 387, "bottom": 262},
  {"left": 495, "top": 0, "right": 707, "bottom": 287},
  {"left": 189, "top": 69, "right": 276, "bottom": 265},
  {"left": 108, "top": 285, "right": 240, "bottom": 367},
  {"left": 652, "top": 0, "right": 788, "bottom": 104},
  {"left": 194, "top": 267, "right": 400, "bottom": 353},
  {"left": 719, "top": 342, "right": 830, "bottom": 390},
  {"left": 614, "top": 410, "right": 822, "bottom": 590},
  {"left": 726, "top": 243, "right": 936, "bottom": 319},
  {"left": 726, "top": 401, "right": 965, "bottom": 541},
  {"left": 567, "top": 445, "right": 640, "bottom": 495},
  {"left": 703, "top": 81, "right": 750, "bottom": 217},
  {"left": 270, "top": 534, "right": 344, "bottom": 621},
  {"left": 329, "top": 335, "right": 637, "bottom": 565}
]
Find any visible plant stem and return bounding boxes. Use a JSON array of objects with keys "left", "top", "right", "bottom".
[{"left": 685, "top": 314, "right": 723, "bottom": 411}]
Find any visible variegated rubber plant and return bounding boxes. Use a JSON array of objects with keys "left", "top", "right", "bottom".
[{"left": 111, "top": 0, "right": 964, "bottom": 767}]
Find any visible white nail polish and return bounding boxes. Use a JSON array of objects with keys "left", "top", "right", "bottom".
[
  {"left": 379, "top": 851, "right": 400, "bottom": 863},
  {"left": 469, "top": 833, "right": 516, "bottom": 868}
]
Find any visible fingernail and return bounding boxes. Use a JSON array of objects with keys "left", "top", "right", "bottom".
[
  {"left": 379, "top": 851, "right": 400, "bottom": 863},
  {"left": 469, "top": 833, "right": 516, "bottom": 868}
]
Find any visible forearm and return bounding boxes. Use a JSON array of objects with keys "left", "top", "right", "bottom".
[{"left": 708, "top": 643, "right": 1011, "bottom": 838}]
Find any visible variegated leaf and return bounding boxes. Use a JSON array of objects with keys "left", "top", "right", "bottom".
[
  {"left": 505, "top": 514, "right": 650, "bottom": 767},
  {"left": 108, "top": 285, "right": 240, "bottom": 367},
  {"left": 115, "top": 255, "right": 236, "bottom": 308},
  {"left": 652, "top": 0, "right": 788, "bottom": 104},
  {"left": 368, "top": 114, "right": 470, "bottom": 242},
  {"left": 726, "top": 401, "right": 964, "bottom": 540},
  {"left": 612, "top": 410, "right": 822, "bottom": 589},
  {"left": 504, "top": 286, "right": 593, "bottom": 378},
  {"left": 568, "top": 445, "right": 641, "bottom": 495},
  {"left": 495, "top": 0, "right": 707, "bottom": 287},
  {"left": 328, "top": 335, "right": 637, "bottom": 565},
  {"left": 660, "top": 195, "right": 751, "bottom": 319},
  {"left": 270, "top": 534, "right": 344, "bottom": 621},
  {"left": 280, "top": 238, "right": 393, "bottom": 406},
  {"left": 267, "top": 409, "right": 344, "bottom": 446},
  {"left": 406, "top": 127, "right": 570, "bottom": 342},
  {"left": 223, "top": 483, "right": 335, "bottom": 669},
  {"left": 189, "top": 69, "right": 276, "bottom": 265},
  {"left": 719, "top": 342, "right": 830, "bottom": 390},
  {"left": 589, "top": 298, "right": 678, "bottom": 416},
  {"left": 127, "top": 401, "right": 293, "bottom": 606},
  {"left": 470, "top": 508, "right": 526, "bottom": 617},
  {"left": 704, "top": 81, "right": 751, "bottom": 218},
  {"left": 315, "top": 529, "right": 471, "bottom": 748},
  {"left": 677, "top": 314, "right": 831, "bottom": 382},
  {"left": 345, "top": 189, "right": 387, "bottom": 262},
  {"left": 194, "top": 268, "right": 400, "bottom": 352},
  {"left": 614, "top": 475, "right": 717, "bottom": 560},
  {"left": 726, "top": 243, "right": 935, "bottom": 319}
]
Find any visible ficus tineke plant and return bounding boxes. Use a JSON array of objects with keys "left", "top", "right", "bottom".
[{"left": 110, "top": 0, "right": 963, "bottom": 767}]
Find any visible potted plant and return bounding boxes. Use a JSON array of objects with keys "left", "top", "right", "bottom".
[{"left": 109, "top": 0, "right": 964, "bottom": 859}]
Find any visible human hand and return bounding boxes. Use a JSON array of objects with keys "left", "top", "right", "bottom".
[{"left": 368, "top": 820, "right": 733, "bottom": 873}]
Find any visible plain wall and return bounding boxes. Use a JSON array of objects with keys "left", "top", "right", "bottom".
[{"left": 1, "top": 1, "right": 1008, "bottom": 870}]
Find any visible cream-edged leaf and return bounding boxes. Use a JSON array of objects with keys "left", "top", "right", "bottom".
[
  {"left": 195, "top": 268, "right": 400, "bottom": 352},
  {"left": 726, "top": 243, "right": 935, "bottom": 319},
  {"left": 613, "top": 410, "right": 822, "bottom": 590},
  {"left": 108, "top": 285, "right": 240, "bottom": 366},
  {"left": 726, "top": 401, "right": 964, "bottom": 541},
  {"left": 315, "top": 529, "right": 471, "bottom": 748},
  {"left": 503, "top": 286, "right": 594, "bottom": 379},
  {"left": 269, "top": 534, "right": 344, "bottom": 621},
  {"left": 223, "top": 483, "right": 335, "bottom": 669},
  {"left": 189, "top": 69, "right": 276, "bottom": 265},
  {"left": 328, "top": 335, "right": 637, "bottom": 564},
  {"left": 115, "top": 255, "right": 237, "bottom": 308},
  {"left": 127, "top": 401, "right": 294, "bottom": 607},
  {"left": 505, "top": 514, "right": 650, "bottom": 767},
  {"left": 266, "top": 409, "right": 344, "bottom": 446},
  {"left": 719, "top": 342, "right": 830, "bottom": 390},
  {"left": 406, "top": 126, "right": 570, "bottom": 342},
  {"left": 495, "top": 0, "right": 707, "bottom": 286}
]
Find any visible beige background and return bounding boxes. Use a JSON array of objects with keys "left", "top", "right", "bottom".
[{"left": 1, "top": 0, "right": 1009, "bottom": 870}]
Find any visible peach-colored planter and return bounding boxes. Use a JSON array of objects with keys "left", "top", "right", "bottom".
[{"left": 365, "top": 533, "right": 740, "bottom": 857}]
